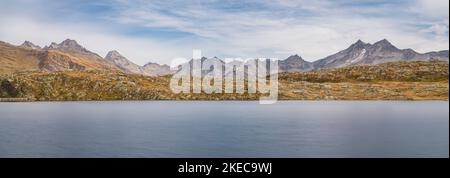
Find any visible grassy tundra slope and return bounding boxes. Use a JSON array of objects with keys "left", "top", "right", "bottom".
[{"left": 1, "top": 61, "right": 448, "bottom": 101}]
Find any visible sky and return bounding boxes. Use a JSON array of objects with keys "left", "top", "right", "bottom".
[{"left": 0, "top": 0, "right": 448, "bottom": 65}]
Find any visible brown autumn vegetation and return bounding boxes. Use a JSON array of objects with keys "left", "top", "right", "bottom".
[{"left": 0, "top": 60, "right": 448, "bottom": 101}]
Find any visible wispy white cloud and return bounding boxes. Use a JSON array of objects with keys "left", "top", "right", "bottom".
[
  {"left": 105, "top": 0, "right": 449, "bottom": 60},
  {"left": 415, "top": 0, "right": 449, "bottom": 18}
]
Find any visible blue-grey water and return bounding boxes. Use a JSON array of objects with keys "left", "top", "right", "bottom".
[{"left": 0, "top": 101, "right": 448, "bottom": 158}]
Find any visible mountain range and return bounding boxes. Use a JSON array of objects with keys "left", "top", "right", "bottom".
[
  {"left": 279, "top": 39, "right": 448, "bottom": 72},
  {"left": 0, "top": 39, "right": 448, "bottom": 75},
  {"left": 0, "top": 39, "right": 173, "bottom": 76}
]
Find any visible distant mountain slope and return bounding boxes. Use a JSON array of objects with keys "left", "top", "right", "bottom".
[
  {"left": 105, "top": 50, "right": 174, "bottom": 76},
  {"left": 39, "top": 49, "right": 121, "bottom": 72},
  {"left": 0, "top": 41, "right": 41, "bottom": 74},
  {"left": 0, "top": 39, "right": 122, "bottom": 74},
  {"left": 141, "top": 62, "right": 174, "bottom": 76},
  {"left": 43, "top": 39, "right": 100, "bottom": 57},
  {"left": 105, "top": 50, "right": 144, "bottom": 74},
  {"left": 312, "top": 39, "right": 449, "bottom": 69},
  {"left": 40, "top": 39, "right": 121, "bottom": 72}
]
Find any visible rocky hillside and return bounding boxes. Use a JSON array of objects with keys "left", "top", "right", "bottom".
[
  {"left": 0, "top": 39, "right": 174, "bottom": 76},
  {"left": 279, "top": 61, "right": 449, "bottom": 100},
  {"left": 1, "top": 61, "right": 448, "bottom": 101},
  {"left": 0, "top": 40, "right": 121, "bottom": 74},
  {"left": 44, "top": 39, "right": 100, "bottom": 56},
  {"left": 105, "top": 50, "right": 144, "bottom": 74},
  {"left": 0, "top": 70, "right": 172, "bottom": 100},
  {"left": 280, "top": 60, "right": 449, "bottom": 82},
  {"left": 0, "top": 41, "right": 41, "bottom": 74},
  {"left": 0, "top": 70, "right": 262, "bottom": 101},
  {"left": 141, "top": 62, "right": 173, "bottom": 76}
]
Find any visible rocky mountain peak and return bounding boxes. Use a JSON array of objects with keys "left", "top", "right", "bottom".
[
  {"left": 349, "top": 39, "right": 369, "bottom": 49},
  {"left": 279, "top": 54, "right": 313, "bottom": 72},
  {"left": 104, "top": 50, "right": 143, "bottom": 74},
  {"left": 354, "top": 39, "right": 365, "bottom": 45},
  {"left": 105, "top": 50, "right": 124, "bottom": 60},
  {"left": 44, "top": 39, "right": 93, "bottom": 55},
  {"left": 374, "top": 39, "right": 390, "bottom": 45},
  {"left": 58, "top": 39, "right": 85, "bottom": 50},
  {"left": 285, "top": 54, "right": 304, "bottom": 61},
  {"left": 372, "top": 39, "right": 397, "bottom": 50},
  {"left": 20, "top": 41, "right": 41, "bottom": 49}
]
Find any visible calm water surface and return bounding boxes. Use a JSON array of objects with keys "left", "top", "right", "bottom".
[{"left": 0, "top": 101, "right": 448, "bottom": 157}]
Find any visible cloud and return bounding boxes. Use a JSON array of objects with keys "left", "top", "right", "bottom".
[
  {"left": 0, "top": 0, "right": 448, "bottom": 64},
  {"left": 415, "top": 0, "right": 449, "bottom": 18},
  {"left": 106, "top": 0, "right": 449, "bottom": 60}
]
